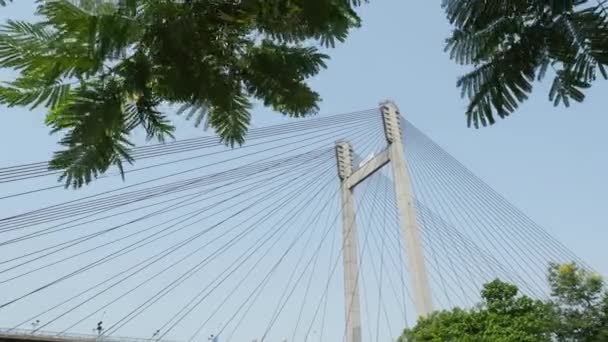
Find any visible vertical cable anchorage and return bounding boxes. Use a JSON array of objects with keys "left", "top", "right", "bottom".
[
  {"left": 380, "top": 100, "right": 402, "bottom": 144},
  {"left": 335, "top": 140, "right": 354, "bottom": 181}
]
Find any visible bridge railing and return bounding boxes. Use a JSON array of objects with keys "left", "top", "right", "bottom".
[{"left": 0, "top": 328, "right": 181, "bottom": 342}]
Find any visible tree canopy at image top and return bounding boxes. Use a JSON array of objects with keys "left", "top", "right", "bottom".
[
  {"left": 0, "top": 0, "right": 365, "bottom": 188},
  {"left": 442, "top": 0, "right": 608, "bottom": 128},
  {"left": 399, "top": 262, "right": 608, "bottom": 342}
]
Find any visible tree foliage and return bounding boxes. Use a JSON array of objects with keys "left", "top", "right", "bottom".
[
  {"left": 400, "top": 263, "right": 608, "bottom": 341},
  {"left": 399, "top": 279, "right": 554, "bottom": 341},
  {"left": 549, "top": 262, "right": 608, "bottom": 341},
  {"left": 442, "top": 0, "right": 608, "bottom": 128},
  {"left": 0, "top": 0, "right": 364, "bottom": 187}
]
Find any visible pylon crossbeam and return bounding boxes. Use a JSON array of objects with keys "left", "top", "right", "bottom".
[{"left": 346, "top": 149, "right": 390, "bottom": 189}]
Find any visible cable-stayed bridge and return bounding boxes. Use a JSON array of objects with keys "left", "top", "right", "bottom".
[{"left": 0, "top": 102, "right": 590, "bottom": 342}]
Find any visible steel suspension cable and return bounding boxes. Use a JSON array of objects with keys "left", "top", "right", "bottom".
[
  {"left": 406, "top": 148, "right": 478, "bottom": 304},
  {"left": 363, "top": 173, "right": 409, "bottom": 323},
  {"left": 1, "top": 153, "right": 335, "bottom": 312},
  {"left": 377, "top": 177, "right": 538, "bottom": 304},
  {"left": 0, "top": 110, "right": 378, "bottom": 182},
  {"left": 404, "top": 120, "right": 588, "bottom": 269},
  {"left": 21, "top": 158, "right": 334, "bottom": 333},
  {"left": 27, "top": 159, "right": 336, "bottom": 336},
  {"left": 354, "top": 173, "right": 393, "bottom": 342},
  {"left": 405, "top": 133, "right": 550, "bottom": 292},
  {"left": 0, "top": 122, "right": 369, "bottom": 229},
  {"left": 0, "top": 152, "right": 333, "bottom": 282},
  {"left": 0, "top": 147, "right": 334, "bottom": 250},
  {"left": 170, "top": 170, "right": 339, "bottom": 342},
  {"left": 104, "top": 163, "right": 338, "bottom": 338},
  {"left": 257, "top": 129, "right": 384, "bottom": 341},
  {"left": 0, "top": 116, "right": 372, "bottom": 200},
  {"left": 373, "top": 178, "right": 476, "bottom": 309}
]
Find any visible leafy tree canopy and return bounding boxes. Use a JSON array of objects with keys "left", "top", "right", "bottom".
[
  {"left": 399, "top": 279, "right": 554, "bottom": 342},
  {"left": 0, "top": 0, "right": 364, "bottom": 187},
  {"left": 442, "top": 0, "right": 608, "bottom": 128},
  {"left": 549, "top": 263, "right": 608, "bottom": 341},
  {"left": 400, "top": 262, "right": 608, "bottom": 341}
]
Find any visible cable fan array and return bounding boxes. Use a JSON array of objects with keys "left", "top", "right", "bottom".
[
  {"left": 0, "top": 108, "right": 589, "bottom": 342},
  {"left": 403, "top": 119, "right": 590, "bottom": 308}
]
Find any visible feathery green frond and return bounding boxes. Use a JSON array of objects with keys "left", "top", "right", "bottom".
[
  {"left": 444, "top": 0, "right": 608, "bottom": 127},
  {"left": 207, "top": 94, "right": 252, "bottom": 147},
  {"left": 45, "top": 79, "right": 133, "bottom": 188},
  {"left": 549, "top": 68, "right": 591, "bottom": 107},
  {"left": 0, "top": 0, "right": 365, "bottom": 188},
  {"left": 0, "top": 77, "right": 72, "bottom": 109},
  {"left": 457, "top": 27, "right": 543, "bottom": 128},
  {"left": 176, "top": 101, "right": 209, "bottom": 129},
  {"left": 124, "top": 95, "right": 174, "bottom": 143},
  {"left": 242, "top": 42, "right": 327, "bottom": 117}
]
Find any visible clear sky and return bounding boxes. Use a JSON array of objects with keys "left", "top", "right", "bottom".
[{"left": 1, "top": 1, "right": 607, "bottom": 341}]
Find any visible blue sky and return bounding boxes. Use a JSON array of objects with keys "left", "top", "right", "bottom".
[
  {"left": 1, "top": 0, "right": 607, "bottom": 340},
  {"left": 308, "top": 1, "right": 608, "bottom": 275}
]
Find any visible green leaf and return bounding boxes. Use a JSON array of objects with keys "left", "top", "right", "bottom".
[
  {"left": 124, "top": 95, "right": 175, "bottom": 142},
  {"left": 445, "top": 0, "right": 608, "bottom": 127},
  {"left": 176, "top": 101, "right": 209, "bottom": 129},
  {"left": 1, "top": 0, "right": 364, "bottom": 187},
  {"left": 457, "top": 31, "right": 540, "bottom": 128},
  {"left": 549, "top": 68, "right": 590, "bottom": 107},
  {"left": 46, "top": 79, "right": 133, "bottom": 188},
  {"left": 0, "top": 76, "right": 72, "bottom": 109},
  {"left": 241, "top": 42, "right": 327, "bottom": 117},
  {"left": 207, "top": 94, "right": 252, "bottom": 147}
]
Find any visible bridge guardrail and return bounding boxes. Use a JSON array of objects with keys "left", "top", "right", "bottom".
[{"left": 0, "top": 328, "right": 181, "bottom": 342}]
